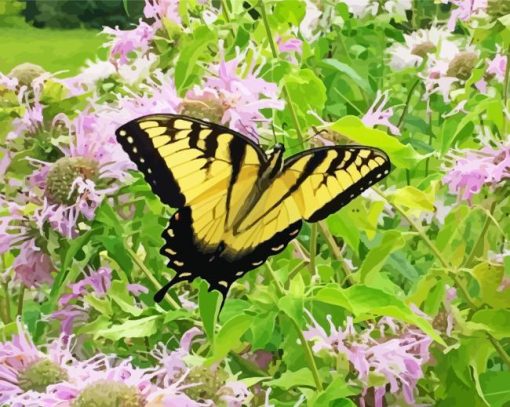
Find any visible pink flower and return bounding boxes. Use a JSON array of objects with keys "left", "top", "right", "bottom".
[
  {"left": 443, "top": 144, "right": 510, "bottom": 201},
  {"left": 102, "top": 21, "right": 155, "bottom": 65},
  {"left": 0, "top": 73, "right": 19, "bottom": 90},
  {"left": 277, "top": 37, "right": 303, "bottom": 54},
  {"left": 487, "top": 53, "right": 507, "bottom": 82},
  {"left": 0, "top": 319, "right": 73, "bottom": 405},
  {"left": 144, "top": 0, "right": 181, "bottom": 26},
  {"left": 151, "top": 327, "right": 203, "bottom": 385},
  {"left": 447, "top": 0, "right": 487, "bottom": 31},
  {"left": 186, "top": 49, "right": 284, "bottom": 141},
  {"left": 31, "top": 111, "right": 133, "bottom": 237},
  {"left": 362, "top": 91, "right": 400, "bottom": 135},
  {"left": 219, "top": 380, "right": 251, "bottom": 407},
  {"left": 304, "top": 311, "right": 432, "bottom": 407},
  {"left": 12, "top": 239, "right": 54, "bottom": 288}
]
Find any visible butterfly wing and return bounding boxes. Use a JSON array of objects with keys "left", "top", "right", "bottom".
[
  {"left": 116, "top": 114, "right": 266, "bottom": 246},
  {"left": 223, "top": 146, "right": 391, "bottom": 261}
]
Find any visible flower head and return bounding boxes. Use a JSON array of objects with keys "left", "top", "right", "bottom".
[
  {"left": 103, "top": 22, "right": 155, "bottom": 65},
  {"left": 0, "top": 319, "right": 69, "bottom": 405},
  {"left": 185, "top": 49, "right": 284, "bottom": 141},
  {"left": 448, "top": 0, "right": 488, "bottom": 31},
  {"left": 487, "top": 53, "right": 507, "bottom": 83},
  {"left": 304, "top": 311, "right": 432, "bottom": 407},
  {"left": 362, "top": 91, "right": 400, "bottom": 135},
  {"left": 31, "top": 111, "right": 133, "bottom": 237},
  {"left": 442, "top": 143, "right": 510, "bottom": 201}
]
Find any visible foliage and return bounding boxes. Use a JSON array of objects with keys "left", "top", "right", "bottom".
[{"left": 0, "top": 0, "right": 509, "bottom": 406}]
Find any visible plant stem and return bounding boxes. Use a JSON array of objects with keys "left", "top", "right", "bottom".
[
  {"left": 487, "top": 334, "right": 510, "bottom": 369},
  {"left": 318, "top": 221, "right": 353, "bottom": 284},
  {"left": 220, "top": 0, "right": 231, "bottom": 23},
  {"left": 309, "top": 223, "right": 318, "bottom": 275},
  {"left": 259, "top": 0, "right": 305, "bottom": 146},
  {"left": 372, "top": 187, "right": 449, "bottom": 269},
  {"left": 17, "top": 285, "right": 25, "bottom": 317},
  {"left": 266, "top": 262, "right": 323, "bottom": 391},
  {"left": 2, "top": 282, "right": 11, "bottom": 323},
  {"left": 126, "top": 247, "right": 180, "bottom": 310},
  {"left": 463, "top": 200, "right": 497, "bottom": 268},
  {"left": 397, "top": 79, "right": 420, "bottom": 129}
]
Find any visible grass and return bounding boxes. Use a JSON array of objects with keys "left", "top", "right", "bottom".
[{"left": 0, "top": 16, "right": 107, "bottom": 77}]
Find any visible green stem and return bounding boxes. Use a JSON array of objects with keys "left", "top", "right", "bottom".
[
  {"left": 487, "top": 334, "right": 510, "bottom": 369},
  {"left": 17, "top": 285, "right": 25, "bottom": 317},
  {"left": 266, "top": 262, "right": 323, "bottom": 391},
  {"left": 397, "top": 79, "right": 420, "bottom": 129},
  {"left": 259, "top": 0, "right": 305, "bottom": 146},
  {"left": 318, "top": 221, "right": 353, "bottom": 284},
  {"left": 2, "top": 282, "right": 11, "bottom": 323},
  {"left": 220, "top": 0, "right": 231, "bottom": 23},
  {"left": 373, "top": 187, "right": 449, "bottom": 269},
  {"left": 126, "top": 247, "right": 180, "bottom": 310},
  {"left": 463, "top": 200, "right": 497, "bottom": 268},
  {"left": 309, "top": 223, "right": 318, "bottom": 275}
]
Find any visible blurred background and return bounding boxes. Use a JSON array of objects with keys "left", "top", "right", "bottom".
[{"left": 0, "top": 0, "right": 145, "bottom": 75}]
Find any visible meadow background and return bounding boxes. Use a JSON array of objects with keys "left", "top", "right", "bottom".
[{"left": 0, "top": 0, "right": 509, "bottom": 406}]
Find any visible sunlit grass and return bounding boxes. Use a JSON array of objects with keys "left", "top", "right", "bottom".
[{"left": 0, "top": 17, "right": 107, "bottom": 76}]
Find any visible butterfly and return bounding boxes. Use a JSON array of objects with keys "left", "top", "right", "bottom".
[{"left": 116, "top": 114, "right": 391, "bottom": 305}]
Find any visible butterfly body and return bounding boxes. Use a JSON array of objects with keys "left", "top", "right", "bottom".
[{"left": 115, "top": 114, "right": 391, "bottom": 303}]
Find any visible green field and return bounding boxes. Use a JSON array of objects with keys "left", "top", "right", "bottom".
[{"left": 0, "top": 17, "right": 106, "bottom": 76}]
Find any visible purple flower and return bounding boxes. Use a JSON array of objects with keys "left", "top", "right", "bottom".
[
  {"left": 304, "top": 310, "right": 432, "bottom": 407},
  {"left": 102, "top": 21, "right": 155, "bottom": 65},
  {"left": 0, "top": 72, "right": 19, "bottom": 90},
  {"left": 12, "top": 239, "right": 54, "bottom": 288},
  {"left": 487, "top": 53, "right": 507, "bottom": 82},
  {"left": 219, "top": 380, "right": 251, "bottom": 407},
  {"left": 144, "top": 0, "right": 181, "bottom": 26},
  {"left": 442, "top": 144, "right": 510, "bottom": 201},
  {"left": 31, "top": 111, "right": 133, "bottom": 237},
  {"left": 151, "top": 327, "right": 203, "bottom": 385},
  {"left": 362, "top": 91, "right": 400, "bottom": 135},
  {"left": 185, "top": 49, "right": 284, "bottom": 141},
  {"left": 0, "top": 319, "right": 71, "bottom": 405},
  {"left": 277, "top": 37, "right": 303, "bottom": 54},
  {"left": 447, "top": 0, "right": 487, "bottom": 31}
]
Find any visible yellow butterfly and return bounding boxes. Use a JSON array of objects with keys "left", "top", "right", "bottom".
[{"left": 116, "top": 114, "right": 390, "bottom": 302}]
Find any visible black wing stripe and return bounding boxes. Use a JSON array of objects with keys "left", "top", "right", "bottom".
[{"left": 116, "top": 118, "right": 186, "bottom": 207}]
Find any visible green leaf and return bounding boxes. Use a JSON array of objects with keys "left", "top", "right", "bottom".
[
  {"left": 283, "top": 68, "right": 327, "bottom": 123},
  {"left": 250, "top": 311, "right": 277, "bottom": 349},
  {"left": 208, "top": 314, "right": 253, "bottom": 364},
  {"left": 386, "top": 186, "right": 435, "bottom": 212},
  {"left": 329, "top": 116, "right": 425, "bottom": 168},
  {"left": 84, "top": 294, "right": 113, "bottom": 316},
  {"left": 320, "top": 58, "right": 371, "bottom": 92},
  {"left": 471, "top": 262, "right": 510, "bottom": 309},
  {"left": 278, "top": 295, "right": 305, "bottom": 327},
  {"left": 109, "top": 281, "right": 143, "bottom": 317},
  {"left": 175, "top": 25, "right": 217, "bottom": 92},
  {"left": 471, "top": 309, "right": 510, "bottom": 339},
  {"left": 273, "top": 0, "right": 306, "bottom": 25},
  {"left": 199, "top": 280, "right": 221, "bottom": 345},
  {"left": 95, "top": 315, "right": 161, "bottom": 341},
  {"left": 265, "top": 367, "right": 315, "bottom": 390},
  {"left": 312, "top": 376, "right": 358, "bottom": 406},
  {"left": 359, "top": 230, "right": 405, "bottom": 283},
  {"left": 315, "top": 285, "right": 445, "bottom": 345},
  {"left": 480, "top": 371, "right": 510, "bottom": 407}
]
